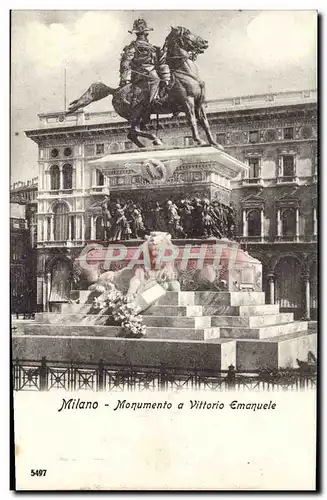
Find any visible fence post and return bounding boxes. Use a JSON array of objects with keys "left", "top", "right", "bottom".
[
  {"left": 39, "top": 357, "right": 48, "bottom": 391},
  {"left": 13, "top": 357, "right": 19, "bottom": 391},
  {"left": 98, "top": 359, "right": 104, "bottom": 392},
  {"left": 159, "top": 364, "right": 167, "bottom": 390},
  {"left": 227, "top": 364, "right": 236, "bottom": 389}
]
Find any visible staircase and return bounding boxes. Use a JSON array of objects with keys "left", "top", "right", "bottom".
[{"left": 12, "top": 289, "right": 317, "bottom": 371}]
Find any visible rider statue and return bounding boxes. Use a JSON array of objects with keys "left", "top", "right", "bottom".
[{"left": 119, "top": 18, "right": 170, "bottom": 109}]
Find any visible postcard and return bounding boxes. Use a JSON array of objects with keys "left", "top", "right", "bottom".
[{"left": 11, "top": 10, "right": 318, "bottom": 491}]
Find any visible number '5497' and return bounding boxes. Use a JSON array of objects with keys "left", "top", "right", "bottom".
[{"left": 30, "top": 469, "right": 47, "bottom": 477}]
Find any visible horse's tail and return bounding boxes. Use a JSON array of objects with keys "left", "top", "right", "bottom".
[{"left": 67, "top": 82, "right": 117, "bottom": 114}]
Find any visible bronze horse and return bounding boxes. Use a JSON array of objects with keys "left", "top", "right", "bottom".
[{"left": 67, "top": 26, "right": 222, "bottom": 150}]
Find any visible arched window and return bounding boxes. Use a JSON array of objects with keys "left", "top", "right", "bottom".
[
  {"left": 247, "top": 209, "right": 261, "bottom": 237},
  {"left": 53, "top": 202, "right": 68, "bottom": 241},
  {"left": 95, "top": 216, "right": 104, "bottom": 240},
  {"left": 50, "top": 165, "right": 60, "bottom": 190},
  {"left": 63, "top": 164, "right": 73, "bottom": 190},
  {"left": 281, "top": 208, "right": 296, "bottom": 236}
]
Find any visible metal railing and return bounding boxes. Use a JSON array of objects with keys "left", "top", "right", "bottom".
[{"left": 12, "top": 358, "right": 317, "bottom": 392}]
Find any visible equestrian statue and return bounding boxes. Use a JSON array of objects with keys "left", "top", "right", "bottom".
[{"left": 67, "top": 18, "right": 223, "bottom": 150}]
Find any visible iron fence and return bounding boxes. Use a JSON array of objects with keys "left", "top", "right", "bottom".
[{"left": 12, "top": 358, "right": 317, "bottom": 392}]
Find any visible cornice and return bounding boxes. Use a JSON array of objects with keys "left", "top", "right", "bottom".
[{"left": 25, "top": 102, "right": 318, "bottom": 145}]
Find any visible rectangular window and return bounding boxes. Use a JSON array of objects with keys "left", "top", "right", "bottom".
[
  {"left": 283, "top": 127, "right": 294, "bottom": 140},
  {"left": 216, "top": 133, "right": 226, "bottom": 145},
  {"left": 96, "top": 143, "right": 104, "bottom": 155},
  {"left": 282, "top": 155, "right": 295, "bottom": 177},
  {"left": 85, "top": 145, "right": 95, "bottom": 157},
  {"left": 46, "top": 217, "right": 51, "bottom": 241},
  {"left": 247, "top": 157, "right": 260, "bottom": 178},
  {"left": 96, "top": 170, "right": 104, "bottom": 186},
  {"left": 71, "top": 216, "right": 76, "bottom": 241},
  {"left": 249, "top": 130, "right": 260, "bottom": 144}
]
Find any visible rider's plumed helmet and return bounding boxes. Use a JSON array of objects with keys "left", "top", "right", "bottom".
[{"left": 128, "top": 18, "right": 154, "bottom": 34}]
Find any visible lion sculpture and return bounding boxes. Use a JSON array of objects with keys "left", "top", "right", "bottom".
[{"left": 88, "top": 232, "right": 180, "bottom": 298}]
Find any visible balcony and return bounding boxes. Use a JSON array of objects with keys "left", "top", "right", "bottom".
[
  {"left": 37, "top": 240, "right": 85, "bottom": 248},
  {"left": 275, "top": 234, "right": 298, "bottom": 242},
  {"left": 242, "top": 177, "right": 263, "bottom": 187},
  {"left": 276, "top": 176, "right": 299, "bottom": 185},
  {"left": 89, "top": 186, "right": 108, "bottom": 195},
  {"left": 274, "top": 234, "right": 317, "bottom": 243},
  {"left": 238, "top": 236, "right": 269, "bottom": 243},
  {"left": 48, "top": 189, "right": 73, "bottom": 196}
]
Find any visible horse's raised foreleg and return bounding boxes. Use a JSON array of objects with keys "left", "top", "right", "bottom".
[
  {"left": 196, "top": 105, "right": 224, "bottom": 150},
  {"left": 184, "top": 97, "right": 206, "bottom": 146}
]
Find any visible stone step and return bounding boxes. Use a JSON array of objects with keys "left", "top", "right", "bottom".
[
  {"left": 60, "top": 303, "right": 94, "bottom": 314},
  {"left": 235, "top": 330, "right": 317, "bottom": 370},
  {"left": 19, "top": 323, "right": 220, "bottom": 341},
  {"left": 12, "top": 334, "right": 236, "bottom": 371},
  {"left": 35, "top": 313, "right": 211, "bottom": 329},
  {"left": 143, "top": 305, "right": 203, "bottom": 317},
  {"left": 111, "top": 290, "right": 266, "bottom": 307},
  {"left": 67, "top": 290, "right": 266, "bottom": 308},
  {"left": 194, "top": 291, "right": 266, "bottom": 306},
  {"left": 203, "top": 304, "right": 280, "bottom": 317},
  {"left": 219, "top": 321, "right": 308, "bottom": 340},
  {"left": 156, "top": 292, "right": 195, "bottom": 306},
  {"left": 12, "top": 329, "right": 317, "bottom": 371},
  {"left": 70, "top": 290, "right": 94, "bottom": 304},
  {"left": 142, "top": 316, "right": 211, "bottom": 329},
  {"left": 35, "top": 313, "right": 111, "bottom": 326},
  {"left": 211, "top": 313, "right": 294, "bottom": 328}
]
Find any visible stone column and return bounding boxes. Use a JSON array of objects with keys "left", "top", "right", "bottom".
[
  {"left": 68, "top": 215, "right": 72, "bottom": 241},
  {"left": 295, "top": 208, "right": 300, "bottom": 242},
  {"left": 44, "top": 272, "right": 51, "bottom": 312},
  {"left": 267, "top": 273, "right": 275, "bottom": 305},
  {"left": 43, "top": 217, "right": 47, "bottom": 242},
  {"left": 38, "top": 219, "right": 43, "bottom": 243},
  {"left": 73, "top": 168, "right": 76, "bottom": 189},
  {"left": 90, "top": 215, "right": 95, "bottom": 240},
  {"left": 313, "top": 208, "right": 317, "bottom": 236},
  {"left": 260, "top": 209, "right": 264, "bottom": 242},
  {"left": 302, "top": 272, "right": 311, "bottom": 320},
  {"left": 278, "top": 156, "right": 283, "bottom": 178},
  {"left": 50, "top": 216, "right": 54, "bottom": 241},
  {"left": 81, "top": 215, "right": 85, "bottom": 241},
  {"left": 277, "top": 209, "right": 281, "bottom": 238},
  {"left": 60, "top": 165, "right": 64, "bottom": 190},
  {"left": 242, "top": 210, "right": 248, "bottom": 237},
  {"left": 76, "top": 216, "right": 81, "bottom": 240}
]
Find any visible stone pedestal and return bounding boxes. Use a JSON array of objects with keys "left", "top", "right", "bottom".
[
  {"left": 89, "top": 145, "right": 248, "bottom": 204},
  {"left": 76, "top": 238, "right": 262, "bottom": 292}
]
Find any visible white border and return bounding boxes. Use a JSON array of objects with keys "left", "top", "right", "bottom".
[{"left": 2, "top": 2, "right": 324, "bottom": 498}]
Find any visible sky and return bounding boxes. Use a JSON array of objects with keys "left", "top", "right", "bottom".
[{"left": 11, "top": 10, "right": 317, "bottom": 183}]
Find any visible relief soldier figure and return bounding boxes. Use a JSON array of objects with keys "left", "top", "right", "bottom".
[
  {"left": 166, "top": 200, "right": 184, "bottom": 238},
  {"left": 101, "top": 194, "right": 112, "bottom": 240},
  {"left": 110, "top": 203, "right": 132, "bottom": 241}
]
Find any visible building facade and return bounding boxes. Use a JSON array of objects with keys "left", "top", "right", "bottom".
[
  {"left": 10, "top": 178, "right": 38, "bottom": 313},
  {"left": 25, "top": 89, "right": 317, "bottom": 319}
]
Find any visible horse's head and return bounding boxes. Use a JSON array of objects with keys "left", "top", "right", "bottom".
[{"left": 168, "top": 26, "right": 209, "bottom": 57}]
